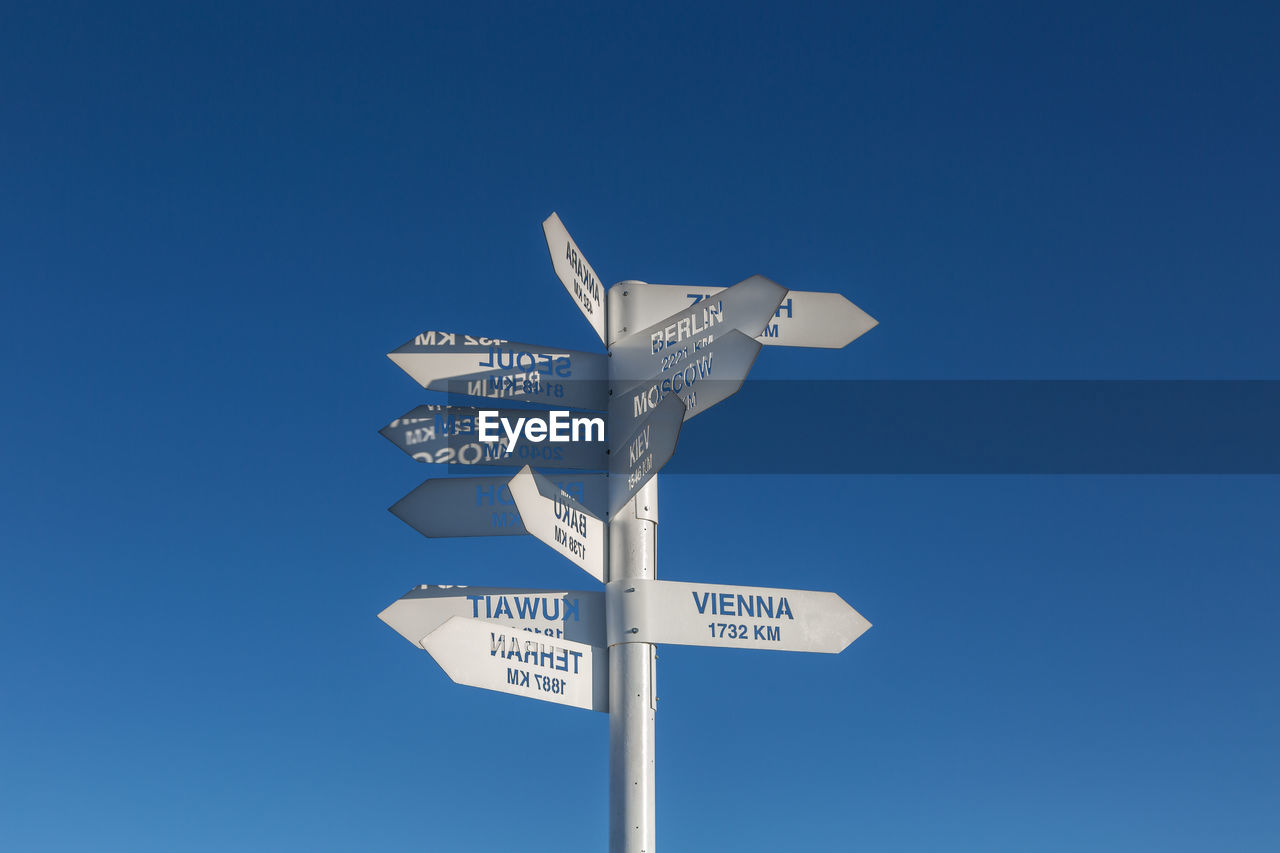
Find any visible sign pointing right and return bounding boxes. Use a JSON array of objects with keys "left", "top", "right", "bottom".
[
  {"left": 611, "top": 283, "right": 878, "bottom": 349},
  {"left": 606, "top": 579, "right": 871, "bottom": 653}
]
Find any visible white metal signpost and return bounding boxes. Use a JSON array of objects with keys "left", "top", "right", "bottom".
[{"left": 379, "top": 213, "right": 878, "bottom": 852}]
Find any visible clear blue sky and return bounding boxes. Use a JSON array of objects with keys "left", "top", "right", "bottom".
[{"left": 3, "top": 3, "right": 1277, "bottom": 851}]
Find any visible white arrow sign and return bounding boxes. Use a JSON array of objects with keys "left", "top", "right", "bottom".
[
  {"left": 611, "top": 283, "right": 877, "bottom": 349},
  {"left": 379, "top": 585, "right": 606, "bottom": 648},
  {"left": 423, "top": 616, "right": 608, "bottom": 712},
  {"left": 381, "top": 405, "right": 608, "bottom": 471},
  {"left": 508, "top": 466, "right": 607, "bottom": 580},
  {"left": 544, "top": 212, "right": 607, "bottom": 345},
  {"left": 605, "top": 579, "right": 871, "bottom": 653},
  {"left": 389, "top": 474, "right": 609, "bottom": 538},
  {"left": 387, "top": 330, "right": 609, "bottom": 411}
]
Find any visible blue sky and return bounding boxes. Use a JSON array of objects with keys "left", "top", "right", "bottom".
[{"left": 2, "top": 3, "right": 1277, "bottom": 851}]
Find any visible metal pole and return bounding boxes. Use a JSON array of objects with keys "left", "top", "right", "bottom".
[
  {"left": 608, "top": 480, "right": 657, "bottom": 853},
  {"left": 608, "top": 281, "right": 657, "bottom": 853}
]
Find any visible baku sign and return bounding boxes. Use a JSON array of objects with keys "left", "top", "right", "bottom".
[{"left": 508, "top": 466, "right": 608, "bottom": 580}]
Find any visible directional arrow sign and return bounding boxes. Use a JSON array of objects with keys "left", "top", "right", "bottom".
[
  {"left": 606, "top": 579, "right": 871, "bottom": 653},
  {"left": 544, "top": 212, "right": 607, "bottom": 345},
  {"left": 379, "top": 585, "right": 605, "bottom": 648},
  {"left": 381, "top": 405, "right": 608, "bottom": 471},
  {"left": 609, "top": 274, "right": 787, "bottom": 384},
  {"left": 508, "top": 467, "right": 607, "bottom": 580},
  {"left": 423, "top": 616, "right": 608, "bottom": 712},
  {"left": 388, "top": 330, "right": 608, "bottom": 411},
  {"left": 606, "top": 391, "right": 685, "bottom": 514},
  {"left": 610, "top": 283, "right": 878, "bottom": 349},
  {"left": 390, "top": 474, "right": 609, "bottom": 538},
  {"left": 607, "top": 329, "right": 761, "bottom": 439}
]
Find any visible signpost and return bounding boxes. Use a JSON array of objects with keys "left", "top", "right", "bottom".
[{"left": 378, "top": 213, "right": 879, "bottom": 852}]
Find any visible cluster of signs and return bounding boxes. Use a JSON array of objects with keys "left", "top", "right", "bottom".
[{"left": 379, "top": 212, "right": 878, "bottom": 711}]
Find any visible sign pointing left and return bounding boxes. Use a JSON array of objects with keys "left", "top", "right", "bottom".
[
  {"left": 423, "top": 616, "right": 608, "bottom": 712},
  {"left": 387, "top": 330, "right": 608, "bottom": 411}
]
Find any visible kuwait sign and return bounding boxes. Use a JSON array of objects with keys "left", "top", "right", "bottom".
[{"left": 380, "top": 585, "right": 606, "bottom": 649}]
